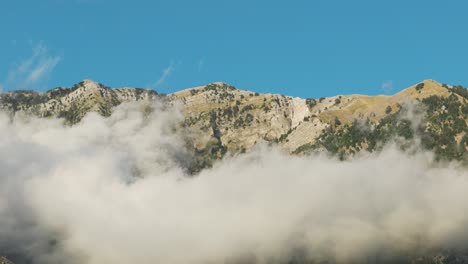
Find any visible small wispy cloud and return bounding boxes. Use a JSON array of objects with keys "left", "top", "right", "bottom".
[
  {"left": 381, "top": 80, "right": 394, "bottom": 94},
  {"left": 26, "top": 56, "right": 61, "bottom": 84},
  {"left": 6, "top": 41, "right": 62, "bottom": 90},
  {"left": 198, "top": 58, "right": 205, "bottom": 72},
  {"left": 152, "top": 62, "right": 175, "bottom": 88}
]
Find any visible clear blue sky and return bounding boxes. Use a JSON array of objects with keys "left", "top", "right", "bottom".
[{"left": 1, "top": 0, "right": 467, "bottom": 98}]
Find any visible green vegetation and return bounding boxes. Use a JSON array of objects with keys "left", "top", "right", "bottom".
[
  {"left": 57, "top": 103, "right": 82, "bottom": 124},
  {"left": 203, "top": 83, "right": 236, "bottom": 92},
  {"left": 71, "top": 81, "right": 86, "bottom": 91},
  {"left": 335, "top": 97, "right": 341, "bottom": 105},
  {"left": 420, "top": 95, "right": 467, "bottom": 161},
  {"left": 277, "top": 128, "right": 293, "bottom": 142},
  {"left": 415, "top": 82, "right": 425, "bottom": 91},
  {"left": 240, "top": 104, "right": 255, "bottom": 113},
  {"left": 260, "top": 101, "right": 271, "bottom": 112},
  {"left": 0, "top": 91, "right": 48, "bottom": 111},
  {"left": 442, "top": 83, "right": 468, "bottom": 99},
  {"left": 334, "top": 117, "right": 342, "bottom": 126},
  {"left": 295, "top": 95, "right": 467, "bottom": 163},
  {"left": 385, "top": 105, "right": 392, "bottom": 114},
  {"left": 305, "top": 98, "right": 316, "bottom": 110},
  {"left": 187, "top": 139, "right": 227, "bottom": 175},
  {"left": 451, "top": 85, "right": 468, "bottom": 99}
]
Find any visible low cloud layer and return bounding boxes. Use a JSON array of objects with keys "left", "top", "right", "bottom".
[{"left": 0, "top": 101, "right": 467, "bottom": 264}]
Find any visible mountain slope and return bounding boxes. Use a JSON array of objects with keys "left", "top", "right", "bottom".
[
  {"left": 170, "top": 80, "right": 467, "bottom": 164},
  {"left": 0, "top": 79, "right": 466, "bottom": 166},
  {"left": 0, "top": 80, "right": 158, "bottom": 124}
]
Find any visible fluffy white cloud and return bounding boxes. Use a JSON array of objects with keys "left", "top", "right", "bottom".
[{"left": 0, "top": 101, "right": 467, "bottom": 264}]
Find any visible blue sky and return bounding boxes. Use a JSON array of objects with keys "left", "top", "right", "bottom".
[{"left": 1, "top": 0, "right": 467, "bottom": 98}]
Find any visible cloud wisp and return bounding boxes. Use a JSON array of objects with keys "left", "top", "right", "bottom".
[
  {"left": 151, "top": 62, "right": 175, "bottom": 88},
  {"left": 5, "top": 42, "right": 61, "bottom": 90},
  {"left": 0, "top": 101, "right": 467, "bottom": 264},
  {"left": 381, "top": 80, "right": 394, "bottom": 94}
]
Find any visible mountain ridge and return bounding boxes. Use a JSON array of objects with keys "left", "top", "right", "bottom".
[{"left": 0, "top": 79, "right": 466, "bottom": 169}]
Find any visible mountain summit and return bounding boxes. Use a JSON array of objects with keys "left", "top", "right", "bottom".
[{"left": 0, "top": 79, "right": 466, "bottom": 167}]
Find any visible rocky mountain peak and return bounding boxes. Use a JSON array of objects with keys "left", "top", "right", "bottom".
[
  {"left": 82, "top": 79, "right": 98, "bottom": 85},
  {"left": 71, "top": 79, "right": 108, "bottom": 92}
]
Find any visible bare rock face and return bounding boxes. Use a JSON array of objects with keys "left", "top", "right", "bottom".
[
  {"left": 170, "top": 82, "right": 298, "bottom": 151},
  {"left": 0, "top": 79, "right": 466, "bottom": 161},
  {"left": 170, "top": 80, "right": 466, "bottom": 158}
]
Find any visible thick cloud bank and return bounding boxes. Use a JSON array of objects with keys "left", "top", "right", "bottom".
[{"left": 0, "top": 102, "right": 467, "bottom": 264}]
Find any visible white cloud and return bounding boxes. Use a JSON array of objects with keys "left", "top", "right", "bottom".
[
  {"left": 26, "top": 56, "right": 61, "bottom": 84},
  {"left": 0, "top": 101, "right": 467, "bottom": 264},
  {"left": 6, "top": 41, "right": 61, "bottom": 90},
  {"left": 152, "top": 62, "right": 175, "bottom": 88}
]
